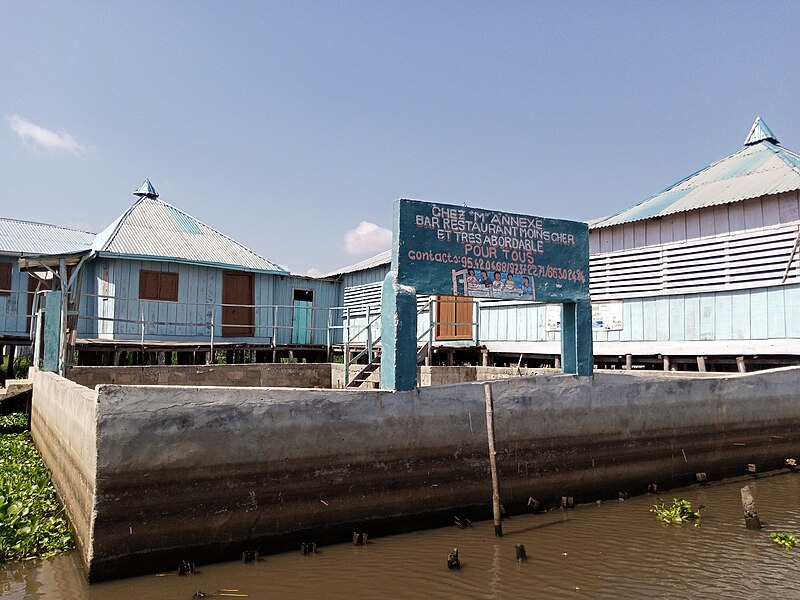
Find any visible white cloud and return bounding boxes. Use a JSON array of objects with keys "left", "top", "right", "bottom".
[
  {"left": 7, "top": 115, "right": 93, "bottom": 156},
  {"left": 305, "top": 267, "right": 322, "bottom": 277},
  {"left": 343, "top": 221, "right": 392, "bottom": 256}
]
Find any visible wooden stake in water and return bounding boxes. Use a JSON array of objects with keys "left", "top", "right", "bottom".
[
  {"left": 484, "top": 382, "right": 503, "bottom": 537},
  {"left": 741, "top": 485, "right": 761, "bottom": 529}
]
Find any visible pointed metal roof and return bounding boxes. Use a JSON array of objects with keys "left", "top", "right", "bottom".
[
  {"left": 134, "top": 178, "right": 159, "bottom": 199},
  {"left": 592, "top": 120, "right": 800, "bottom": 229},
  {"left": 744, "top": 116, "right": 779, "bottom": 146},
  {"left": 92, "top": 189, "right": 288, "bottom": 274}
]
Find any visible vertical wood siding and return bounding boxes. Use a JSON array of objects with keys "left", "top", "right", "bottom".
[
  {"left": 589, "top": 284, "right": 800, "bottom": 344},
  {"left": 0, "top": 259, "right": 32, "bottom": 337}
]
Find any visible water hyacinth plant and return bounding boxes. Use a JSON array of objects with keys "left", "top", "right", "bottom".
[
  {"left": 770, "top": 532, "right": 797, "bottom": 549},
  {"left": 650, "top": 498, "right": 703, "bottom": 524},
  {"left": 0, "top": 414, "right": 73, "bottom": 560}
]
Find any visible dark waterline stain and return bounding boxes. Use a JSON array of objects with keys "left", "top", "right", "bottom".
[{"left": 2, "top": 473, "right": 799, "bottom": 599}]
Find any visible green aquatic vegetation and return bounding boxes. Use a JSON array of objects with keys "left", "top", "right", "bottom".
[
  {"left": 770, "top": 532, "right": 797, "bottom": 549},
  {"left": 0, "top": 418, "right": 73, "bottom": 560},
  {"left": 0, "top": 413, "right": 27, "bottom": 431},
  {"left": 651, "top": 498, "right": 703, "bottom": 524}
]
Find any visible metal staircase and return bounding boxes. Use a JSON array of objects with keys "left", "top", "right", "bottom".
[{"left": 344, "top": 300, "right": 436, "bottom": 389}]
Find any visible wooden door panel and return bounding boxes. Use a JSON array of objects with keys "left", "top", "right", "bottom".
[
  {"left": 222, "top": 272, "right": 254, "bottom": 337},
  {"left": 435, "top": 295, "right": 473, "bottom": 340}
]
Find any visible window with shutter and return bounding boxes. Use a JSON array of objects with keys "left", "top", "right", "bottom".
[
  {"left": 139, "top": 270, "right": 178, "bottom": 302},
  {"left": 0, "top": 263, "right": 12, "bottom": 296}
]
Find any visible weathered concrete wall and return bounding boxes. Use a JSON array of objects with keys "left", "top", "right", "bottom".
[
  {"left": 33, "top": 367, "right": 800, "bottom": 581},
  {"left": 72, "top": 364, "right": 561, "bottom": 390},
  {"left": 30, "top": 368, "right": 98, "bottom": 572},
  {"left": 68, "top": 363, "right": 332, "bottom": 389},
  {"left": 332, "top": 365, "right": 561, "bottom": 388}
]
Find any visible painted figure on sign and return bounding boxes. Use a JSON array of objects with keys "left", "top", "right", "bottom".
[
  {"left": 503, "top": 273, "right": 517, "bottom": 292},
  {"left": 521, "top": 276, "right": 534, "bottom": 299},
  {"left": 466, "top": 268, "right": 479, "bottom": 292},
  {"left": 480, "top": 270, "right": 492, "bottom": 287},
  {"left": 492, "top": 271, "right": 503, "bottom": 290}
]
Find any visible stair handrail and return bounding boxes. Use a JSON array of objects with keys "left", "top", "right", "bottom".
[
  {"left": 343, "top": 305, "right": 382, "bottom": 387},
  {"left": 344, "top": 298, "right": 439, "bottom": 387}
]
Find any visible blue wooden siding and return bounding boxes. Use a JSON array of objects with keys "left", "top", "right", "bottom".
[
  {"left": 478, "top": 302, "right": 558, "bottom": 343},
  {"left": 590, "top": 284, "right": 800, "bottom": 345},
  {"left": 271, "top": 275, "right": 339, "bottom": 345},
  {"left": 0, "top": 259, "right": 32, "bottom": 337},
  {"left": 79, "top": 258, "right": 339, "bottom": 344},
  {"left": 341, "top": 265, "right": 391, "bottom": 293}
]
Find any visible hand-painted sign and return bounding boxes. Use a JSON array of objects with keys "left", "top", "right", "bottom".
[{"left": 394, "top": 199, "right": 589, "bottom": 302}]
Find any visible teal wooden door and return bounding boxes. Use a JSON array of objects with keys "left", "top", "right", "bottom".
[{"left": 291, "top": 291, "right": 313, "bottom": 344}]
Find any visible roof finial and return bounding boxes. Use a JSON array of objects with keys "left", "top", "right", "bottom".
[
  {"left": 134, "top": 178, "right": 159, "bottom": 199},
  {"left": 744, "top": 117, "right": 779, "bottom": 146}
]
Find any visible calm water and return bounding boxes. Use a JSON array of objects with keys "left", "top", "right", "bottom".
[{"left": 2, "top": 473, "right": 799, "bottom": 599}]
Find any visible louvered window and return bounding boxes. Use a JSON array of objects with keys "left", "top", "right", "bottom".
[{"left": 590, "top": 225, "right": 799, "bottom": 301}]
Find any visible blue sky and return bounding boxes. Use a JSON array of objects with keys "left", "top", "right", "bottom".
[{"left": 3, "top": 1, "right": 800, "bottom": 275}]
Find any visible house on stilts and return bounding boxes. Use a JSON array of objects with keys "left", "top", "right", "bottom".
[
  {"left": 9, "top": 117, "right": 800, "bottom": 379},
  {"left": 329, "top": 117, "right": 800, "bottom": 373}
]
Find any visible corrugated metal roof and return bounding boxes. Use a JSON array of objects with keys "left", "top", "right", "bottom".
[
  {"left": 0, "top": 218, "right": 95, "bottom": 256},
  {"left": 323, "top": 249, "right": 391, "bottom": 277},
  {"left": 92, "top": 196, "right": 288, "bottom": 273},
  {"left": 592, "top": 118, "right": 800, "bottom": 229}
]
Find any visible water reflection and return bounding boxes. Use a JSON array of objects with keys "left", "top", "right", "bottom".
[{"left": 2, "top": 473, "right": 799, "bottom": 599}]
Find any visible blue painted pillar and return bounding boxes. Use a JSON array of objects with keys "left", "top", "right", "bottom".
[
  {"left": 41, "top": 290, "right": 62, "bottom": 373},
  {"left": 575, "top": 300, "right": 594, "bottom": 376},
  {"left": 379, "top": 270, "right": 418, "bottom": 391},
  {"left": 561, "top": 302, "right": 576, "bottom": 374},
  {"left": 560, "top": 300, "right": 593, "bottom": 376}
]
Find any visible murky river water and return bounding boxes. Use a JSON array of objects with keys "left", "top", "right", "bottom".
[{"left": 2, "top": 472, "right": 799, "bottom": 599}]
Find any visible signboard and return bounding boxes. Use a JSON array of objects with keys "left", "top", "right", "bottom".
[
  {"left": 546, "top": 301, "right": 624, "bottom": 332},
  {"left": 395, "top": 199, "right": 589, "bottom": 302},
  {"left": 592, "top": 302, "right": 623, "bottom": 331}
]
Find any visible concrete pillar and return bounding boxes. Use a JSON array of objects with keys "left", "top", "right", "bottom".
[
  {"left": 379, "top": 270, "right": 418, "bottom": 391},
  {"left": 736, "top": 356, "right": 747, "bottom": 373},
  {"left": 625, "top": 354, "right": 633, "bottom": 370},
  {"left": 481, "top": 349, "right": 489, "bottom": 367},
  {"left": 562, "top": 303, "right": 576, "bottom": 374},
  {"left": 560, "top": 301, "right": 593, "bottom": 376},
  {"left": 42, "top": 290, "right": 63, "bottom": 373},
  {"left": 662, "top": 355, "right": 670, "bottom": 371},
  {"left": 697, "top": 356, "right": 706, "bottom": 372}
]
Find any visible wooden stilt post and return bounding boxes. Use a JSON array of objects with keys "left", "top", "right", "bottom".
[
  {"left": 741, "top": 485, "right": 761, "bottom": 529},
  {"left": 5, "top": 345, "right": 15, "bottom": 382},
  {"left": 483, "top": 382, "right": 503, "bottom": 537}
]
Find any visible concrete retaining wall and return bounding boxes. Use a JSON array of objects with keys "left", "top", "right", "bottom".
[
  {"left": 71, "top": 364, "right": 558, "bottom": 389},
  {"left": 32, "top": 367, "right": 800, "bottom": 581},
  {"left": 30, "top": 369, "right": 98, "bottom": 572},
  {"left": 68, "top": 363, "right": 333, "bottom": 389}
]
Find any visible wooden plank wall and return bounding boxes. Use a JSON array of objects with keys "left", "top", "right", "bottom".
[
  {"left": 83, "top": 259, "right": 343, "bottom": 345},
  {"left": 591, "top": 284, "right": 800, "bottom": 344},
  {"left": 0, "top": 258, "right": 32, "bottom": 337}
]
